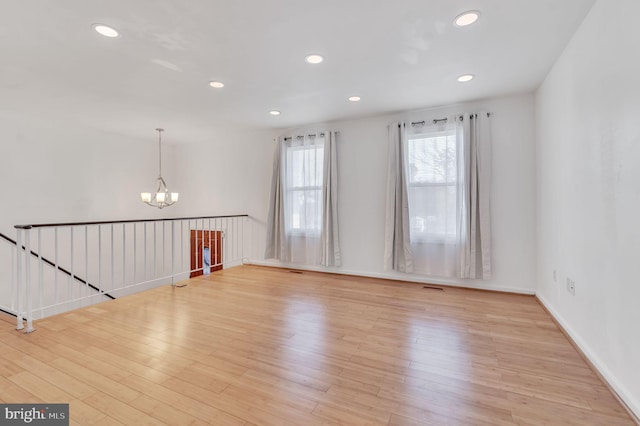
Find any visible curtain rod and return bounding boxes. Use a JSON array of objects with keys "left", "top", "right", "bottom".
[
  {"left": 411, "top": 118, "right": 447, "bottom": 126},
  {"left": 282, "top": 131, "right": 339, "bottom": 142},
  {"left": 410, "top": 112, "right": 492, "bottom": 126},
  {"left": 470, "top": 112, "right": 493, "bottom": 119}
]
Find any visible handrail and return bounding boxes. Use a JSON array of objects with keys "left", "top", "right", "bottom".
[
  {"left": 0, "top": 231, "right": 115, "bottom": 300},
  {"left": 0, "top": 232, "right": 16, "bottom": 245},
  {"left": 15, "top": 214, "right": 249, "bottom": 229},
  {"left": 0, "top": 307, "right": 16, "bottom": 318}
]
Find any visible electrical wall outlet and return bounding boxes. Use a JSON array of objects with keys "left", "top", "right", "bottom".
[{"left": 566, "top": 277, "right": 576, "bottom": 296}]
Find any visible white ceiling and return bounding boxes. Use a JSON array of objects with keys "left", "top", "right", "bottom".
[{"left": 0, "top": 0, "right": 595, "bottom": 144}]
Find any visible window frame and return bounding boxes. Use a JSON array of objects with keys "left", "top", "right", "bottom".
[
  {"left": 283, "top": 142, "right": 324, "bottom": 237},
  {"left": 405, "top": 127, "right": 459, "bottom": 245}
]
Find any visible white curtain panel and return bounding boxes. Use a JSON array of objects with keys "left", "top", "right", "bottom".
[
  {"left": 458, "top": 113, "right": 492, "bottom": 279},
  {"left": 264, "top": 138, "right": 288, "bottom": 261},
  {"left": 320, "top": 132, "right": 342, "bottom": 267},
  {"left": 383, "top": 123, "right": 413, "bottom": 272},
  {"left": 265, "top": 132, "right": 341, "bottom": 266}
]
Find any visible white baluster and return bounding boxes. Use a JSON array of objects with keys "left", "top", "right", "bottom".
[{"left": 15, "top": 229, "right": 23, "bottom": 330}]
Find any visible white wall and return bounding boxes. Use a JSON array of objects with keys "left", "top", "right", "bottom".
[
  {"left": 536, "top": 0, "right": 640, "bottom": 415},
  {"left": 255, "top": 93, "right": 538, "bottom": 294},
  {"left": 170, "top": 128, "right": 278, "bottom": 261},
  {"left": 0, "top": 113, "right": 178, "bottom": 234}
]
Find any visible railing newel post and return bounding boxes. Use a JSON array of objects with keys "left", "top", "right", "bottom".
[
  {"left": 98, "top": 225, "right": 102, "bottom": 294},
  {"left": 162, "top": 222, "right": 166, "bottom": 277},
  {"left": 133, "top": 222, "right": 137, "bottom": 284},
  {"left": 10, "top": 237, "right": 15, "bottom": 314},
  {"left": 54, "top": 228, "right": 59, "bottom": 305},
  {"left": 153, "top": 222, "right": 157, "bottom": 280},
  {"left": 171, "top": 220, "right": 175, "bottom": 286},
  {"left": 38, "top": 229, "right": 43, "bottom": 319},
  {"left": 84, "top": 226, "right": 89, "bottom": 300},
  {"left": 70, "top": 227, "right": 74, "bottom": 306},
  {"left": 15, "top": 228, "right": 24, "bottom": 331},
  {"left": 110, "top": 224, "right": 114, "bottom": 294},
  {"left": 122, "top": 223, "right": 126, "bottom": 289},
  {"left": 25, "top": 228, "right": 35, "bottom": 333}
]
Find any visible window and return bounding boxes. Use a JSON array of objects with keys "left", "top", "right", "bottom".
[
  {"left": 284, "top": 140, "right": 324, "bottom": 235},
  {"left": 406, "top": 127, "right": 459, "bottom": 243}
]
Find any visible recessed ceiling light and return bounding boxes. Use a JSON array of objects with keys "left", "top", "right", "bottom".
[
  {"left": 93, "top": 24, "right": 119, "bottom": 38},
  {"left": 348, "top": 96, "right": 361, "bottom": 102},
  {"left": 269, "top": 110, "right": 281, "bottom": 116},
  {"left": 454, "top": 11, "right": 480, "bottom": 27},
  {"left": 457, "top": 74, "right": 474, "bottom": 83},
  {"left": 209, "top": 81, "right": 224, "bottom": 88},
  {"left": 305, "top": 54, "right": 324, "bottom": 64}
]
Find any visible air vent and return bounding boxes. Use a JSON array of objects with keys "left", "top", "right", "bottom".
[
  {"left": 288, "top": 270, "right": 303, "bottom": 274},
  {"left": 423, "top": 285, "right": 444, "bottom": 291}
]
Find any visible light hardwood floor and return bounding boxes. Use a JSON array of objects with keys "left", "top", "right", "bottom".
[{"left": 0, "top": 265, "right": 635, "bottom": 425}]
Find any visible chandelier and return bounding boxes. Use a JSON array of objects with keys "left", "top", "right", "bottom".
[{"left": 140, "top": 128, "right": 179, "bottom": 209}]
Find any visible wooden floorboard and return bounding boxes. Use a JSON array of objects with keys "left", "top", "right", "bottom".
[{"left": 0, "top": 265, "right": 634, "bottom": 425}]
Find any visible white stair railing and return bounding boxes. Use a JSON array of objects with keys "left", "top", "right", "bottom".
[{"left": 13, "top": 215, "right": 249, "bottom": 332}]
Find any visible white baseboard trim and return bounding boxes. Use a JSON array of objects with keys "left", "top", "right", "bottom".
[
  {"left": 536, "top": 294, "right": 640, "bottom": 423},
  {"left": 245, "top": 260, "right": 535, "bottom": 295}
]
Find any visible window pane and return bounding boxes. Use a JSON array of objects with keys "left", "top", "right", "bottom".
[
  {"left": 407, "top": 134, "right": 457, "bottom": 184},
  {"left": 408, "top": 185, "right": 457, "bottom": 240},
  {"left": 290, "top": 146, "right": 324, "bottom": 188},
  {"left": 289, "top": 189, "right": 322, "bottom": 232}
]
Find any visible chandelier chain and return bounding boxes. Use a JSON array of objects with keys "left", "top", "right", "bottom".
[{"left": 156, "top": 128, "right": 163, "bottom": 178}]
